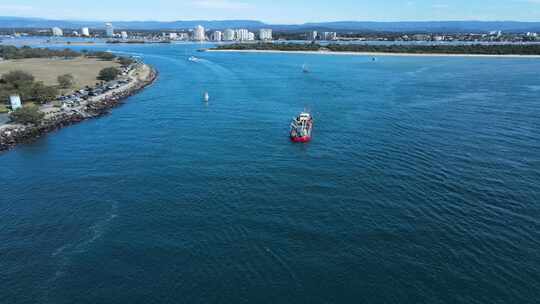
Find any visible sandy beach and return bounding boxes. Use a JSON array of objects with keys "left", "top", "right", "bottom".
[{"left": 208, "top": 49, "right": 540, "bottom": 58}]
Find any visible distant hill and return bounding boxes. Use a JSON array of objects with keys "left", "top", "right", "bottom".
[
  {"left": 1, "top": 16, "right": 540, "bottom": 33},
  {"left": 0, "top": 17, "right": 266, "bottom": 30},
  {"left": 302, "top": 21, "right": 540, "bottom": 33}
]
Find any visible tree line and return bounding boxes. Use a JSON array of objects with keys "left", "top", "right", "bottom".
[
  {"left": 215, "top": 43, "right": 540, "bottom": 55},
  {"left": 0, "top": 45, "right": 81, "bottom": 60},
  {"left": 0, "top": 45, "right": 137, "bottom": 63}
]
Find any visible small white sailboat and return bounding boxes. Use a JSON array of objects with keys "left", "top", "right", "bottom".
[
  {"left": 203, "top": 91, "right": 209, "bottom": 102},
  {"left": 302, "top": 64, "right": 309, "bottom": 73}
]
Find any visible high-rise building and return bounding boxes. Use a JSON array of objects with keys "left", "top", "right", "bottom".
[
  {"left": 193, "top": 25, "right": 206, "bottom": 41},
  {"left": 121, "top": 31, "right": 128, "bottom": 40},
  {"left": 223, "top": 29, "right": 235, "bottom": 41},
  {"left": 259, "top": 29, "right": 272, "bottom": 41},
  {"left": 248, "top": 32, "right": 255, "bottom": 41},
  {"left": 51, "top": 27, "right": 63, "bottom": 36},
  {"left": 307, "top": 31, "right": 318, "bottom": 41},
  {"left": 105, "top": 23, "right": 114, "bottom": 37},
  {"left": 211, "top": 31, "right": 222, "bottom": 41},
  {"left": 236, "top": 29, "right": 249, "bottom": 41},
  {"left": 321, "top": 32, "right": 337, "bottom": 41},
  {"left": 169, "top": 33, "right": 178, "bottom": 40},
  {"left": 81, "top": 27, "right": 90, "bottom": 37}
]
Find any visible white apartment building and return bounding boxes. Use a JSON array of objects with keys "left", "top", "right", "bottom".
[
  {"left": 223, "top": 29, "right": 235, "bottom": 41},
  {"left": 259, "top": 29, "right": 272, "bottom": 41},
  {"left": 105, "top": 23, "right": 114, "bottom": 37},
  {"left": 51, "top": 27, "right": 63, "bottom": 36},
  {"left": 211, "top": 31, "right": 222, "bottom": 41},
  {"left": 236, "top": 29, "right": 249, "bottom": 41},
  {"left": 81, "top": 27, "right": 90, "bottom": 37},
  {"left": 178, "top": 33, "right": 190, "bottom": 40},
  {"left": 193, "top": 25, "right": 206, "bottom": 41},
  {"left": 307, "top": 31, "right": 318, "bottom": 41},
  {"left": 321, "top": 32, "right": 337, "bottom": 41}
]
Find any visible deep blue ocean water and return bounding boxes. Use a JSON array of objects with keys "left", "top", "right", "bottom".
[{"left": 1, "top": 43, "right": 540, "bottom": 303}]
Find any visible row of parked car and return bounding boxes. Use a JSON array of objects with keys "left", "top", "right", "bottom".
[{"left": 58, "top": 67, "right": 135, "bottom": 108}]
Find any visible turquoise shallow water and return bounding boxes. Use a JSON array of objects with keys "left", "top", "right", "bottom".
[{"left": 1, "top": 43, "right": 540, "bottom": 303}]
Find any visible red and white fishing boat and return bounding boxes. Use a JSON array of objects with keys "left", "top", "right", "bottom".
[{"left": 290, "top": 112, "right": 313, "bottom": 143}]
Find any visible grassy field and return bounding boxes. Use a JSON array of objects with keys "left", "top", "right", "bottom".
[{"left": 0, "top": 57, "right": 120, "bottom": 89}]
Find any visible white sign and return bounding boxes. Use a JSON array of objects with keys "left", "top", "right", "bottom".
[{"left": 9, "top": 95, "right": 22, "bottom": 110}]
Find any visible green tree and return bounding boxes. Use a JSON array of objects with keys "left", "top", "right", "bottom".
[
  {"left": 2, "top": 70, "right": 34, "bottom": 89},
  {"left": 118, "top": 56, "right": 135, "bottom": 66},
  {"left": 10, "top": 105, "right": 45, "bottom": 124},
  {"left": 32, "top": 82, "right": 59, "bottom": 104},
  {"left": 0, "top": 70, "right": 35, "bottom": 101},
  {"left": 97, "top": 52, "right": 116, "bottom": 61},
  {"left": 57, "top": 74, "right": 75, "bottom": 89},
  {"left": 98, "top": 67, "right": 120, "bottom": 81}
]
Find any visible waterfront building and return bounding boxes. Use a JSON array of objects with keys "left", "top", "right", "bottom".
[
  {"left": 211, "top": 31, "right": 222, "bottom": 41},
  {"left": 169, "top": 32, "right": 178, "bottom": 40},
  {"left": 121, "top": 31, "right": 128, "bottom": 40},
  {"left": 321, "top": 32, "right": 337, "bottom": 41},
  {"left": 223, "top": 29, "right": 235, "bottom": 41},
  {"left": 412, "top": 34, "right": 431, "bottom": 41},
  {"left": 259, "top": 29, "right": 272, "bottom": 41},
  {"left": 236, "top": 29, "right": 249, "bottom": 41},
  {"left": 105, "top": 23, "right": 114, "bottom": 37},
  {"left": 178, "top": 33, "right": 190, "bottom": 40},
  {"left": 307, "top": 31, "right": 318, "bottom": 41},
  {"left": 193, "top": 25, "right": 206, "bottom": 41},
  {"left": 51, "top": 27, "right": 63, "bottom": 37},
  {"left": 489, "top": 30, "right": 502, "bottom": 37},
  {"left": 9, "top": 95, "right": 22, "bottom": 110},
  {"left": 81, "top": 27, "right": 90, "bottom": 37},
  {"left": 248, "top": 32, "right": 255, "bottom": 41}
]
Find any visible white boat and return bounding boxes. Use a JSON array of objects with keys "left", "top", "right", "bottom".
[
  {"left": 302, "top": 64, "right": 309, "bottom": 73},
  {"left": 188, "top": 56, "right": 199, "bottom": 62},
  {"left": 203, "top": 92, "right": 209, "bottom": 102}
]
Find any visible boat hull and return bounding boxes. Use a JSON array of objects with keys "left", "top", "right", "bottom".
[{"left": 290, "top": 135, "right": 311, "bottom": 143}]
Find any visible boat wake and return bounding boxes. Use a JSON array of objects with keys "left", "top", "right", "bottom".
[
  {"left": 44, "top": 200, "right": 119, "bottom": 301},
  {"left": 52, "top": 201, "right": 118, "bottom": 258}
]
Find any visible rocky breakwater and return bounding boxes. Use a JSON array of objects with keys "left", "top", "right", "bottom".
[{"left": 0, "top": 64, "right": 157, "bottom": 152}]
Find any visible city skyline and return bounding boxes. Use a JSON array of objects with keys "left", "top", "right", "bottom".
[{"left": 1, "top": 0, "right": 540, "bottom": 24}]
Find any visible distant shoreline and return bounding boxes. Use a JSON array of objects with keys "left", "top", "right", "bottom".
[{"left": 208, "top": 49, "right": 540, "bottom": 58}]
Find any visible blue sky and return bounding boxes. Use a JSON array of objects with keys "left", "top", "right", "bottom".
[{"left": 1, "top": 0, "right": 540, "bottom": 23}]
